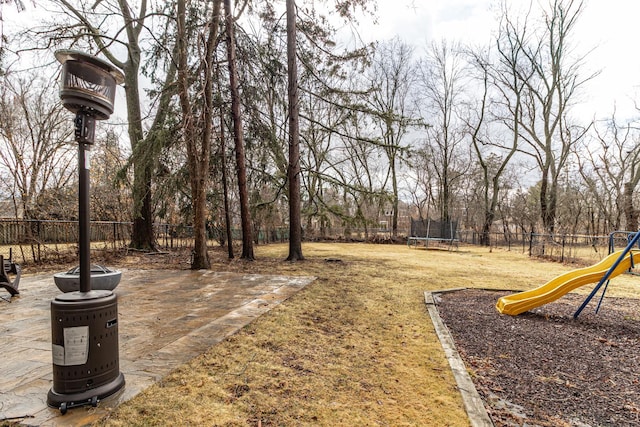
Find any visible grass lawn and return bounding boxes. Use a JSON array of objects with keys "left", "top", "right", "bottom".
[{"left": 95, "top": 242, "right": 640, "bottom": 426}]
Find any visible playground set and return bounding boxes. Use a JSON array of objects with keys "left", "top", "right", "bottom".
[{"left": 497, "top": 230, "right": 640, "bottom": 318}]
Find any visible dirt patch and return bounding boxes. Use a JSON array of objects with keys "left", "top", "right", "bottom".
[{"left": 436, "top": 289, "right": 640, "bottom": 427}]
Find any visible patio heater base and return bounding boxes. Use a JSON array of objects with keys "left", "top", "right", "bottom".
[
  {"left": 47, "top": 290, "right": 125, "bottom": 414},
  {"left": 47, "top": 372, "right": 125, "bottom": 414}
]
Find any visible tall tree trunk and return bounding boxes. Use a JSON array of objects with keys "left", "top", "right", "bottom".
[
  {"left": 220, "top": 104, "right": 234, "bottom": 259},
  {"left": 194, "top": 0, "right": 222, "bottom": 269},
  {"left": 131, "top": 45, "right": 179, "bottom": 251},
  {"left": 481, "top": 211, "right": 494, "bottom": 246},
  {"left": 391, "top": 158, "right": 399, "bottom": 240},
  {"left": 130, "top": 172, "right": 155, "bottom": 250},
  {"left": 286, "top": 0, "right": 304, "bottom": 261},
  {"left": 113, "top": 0, "right": 156, "bottom": 251},
  {"left": 442, "top": 156, "right": 450, "bottom": 223},
  {"left": 176, "top": 0, "right": 200, "bottom": 268},
  {"left": 177, "top": 0, "right": 222, "bottom": 269},
  {"left": 224, "top": 0, "right": 254, "bottom": 260},
  {"left": 540, "top": 172, "right": 553, "bottom": 234},
  {"left": 624, "top": 182, "right": 637, "bottom": 231},
  {"left": 123, "top": 57, "right": 156, "bottom": 251}
]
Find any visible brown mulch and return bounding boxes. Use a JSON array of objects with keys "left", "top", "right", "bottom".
[{"left": 436, "top": 289, "right": 640, "bottom": 427}]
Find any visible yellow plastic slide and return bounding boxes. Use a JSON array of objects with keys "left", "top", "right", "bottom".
[{"left": 496, "top": 249, "right": 638, "bottom": 316}]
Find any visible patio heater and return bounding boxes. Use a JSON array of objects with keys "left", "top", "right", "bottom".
[{"left": 47, "top": 50, "right": 125, "bottom": 414}]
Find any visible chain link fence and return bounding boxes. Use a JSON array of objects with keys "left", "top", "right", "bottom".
[
  {"left": 0, "top": 219, "right": 292, "bottom": 265},
  {"left": 1, "top": 219, "right": 634, "bottom": 267},
  {"left": 457, "top": 230, "right": 633, "bottom": 265}
]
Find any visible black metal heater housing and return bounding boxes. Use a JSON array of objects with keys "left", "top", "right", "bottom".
[{"left": 48, "top": 50, "right": 125, "bottom": 414}]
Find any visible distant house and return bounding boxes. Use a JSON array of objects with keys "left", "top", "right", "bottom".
[{"left": 379, "top": 201, "right": 411, "bottom": 236}]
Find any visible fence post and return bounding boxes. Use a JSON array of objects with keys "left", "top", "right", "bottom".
[
  {"left": 529, "top": 232, "right": 534, "bottom": 257},
  {"left": 37, "top": 220, "right": 42, "bottom": 262}
]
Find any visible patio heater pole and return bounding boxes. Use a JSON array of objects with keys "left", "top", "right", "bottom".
[{"left": 76, "top": 113, "right": 95, "bottom": 293}]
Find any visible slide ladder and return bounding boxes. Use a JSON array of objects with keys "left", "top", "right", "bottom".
[{"left": 573, "top": 230, "right": 640, "bottom": 318}]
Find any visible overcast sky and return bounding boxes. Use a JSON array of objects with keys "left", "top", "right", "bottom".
[
  {"left": 3, "top": 0, "right": 640, "bottom": 122},
  {"left": 361, "top": 0, "right": 640, "bottom": 122}
]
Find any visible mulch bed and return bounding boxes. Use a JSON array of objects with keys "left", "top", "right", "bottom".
[{"left": 436, "top": 289, "right": 640, "bottom": 427}]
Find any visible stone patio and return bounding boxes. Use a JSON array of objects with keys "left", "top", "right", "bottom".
[{"left": 0, "top": 269, "right": 314, "bottom": 426}]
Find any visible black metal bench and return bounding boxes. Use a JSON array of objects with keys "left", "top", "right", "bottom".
[{"left": 1, "top": 249, "right": 21, "bottom": 296}]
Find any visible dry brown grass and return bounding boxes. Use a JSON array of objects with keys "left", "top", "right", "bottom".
[{"left": 94, "top": 243, "right": 640, "bottom": 427}]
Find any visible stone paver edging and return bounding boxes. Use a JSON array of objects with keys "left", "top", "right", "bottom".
[{"left": 424, "top": 290, "right": 494, "bottom": 427}]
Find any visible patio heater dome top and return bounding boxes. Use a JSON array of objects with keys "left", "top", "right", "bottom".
[
  {"left": 54, "top": 50, "right": 125, "bottom": 84},
  {"left": 55, "top": 49, "right": 124, "bottom": 120}
]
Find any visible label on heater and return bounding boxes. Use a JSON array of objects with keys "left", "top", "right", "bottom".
[
  {"left": 52, "top": 344, "right": 65, "bottom": 365},
  {"left": 62, "top": 326, "right": 89, "bottom": 365}
]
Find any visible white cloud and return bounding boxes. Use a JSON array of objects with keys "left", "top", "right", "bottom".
[
  {"left": 361, "top": 0, "right": 494, "bottom": 46},
  {"left": 359, "top": 0, "right": 640, "bottom": 121}
]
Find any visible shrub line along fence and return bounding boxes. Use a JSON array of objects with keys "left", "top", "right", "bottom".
[{"left": 0, "top": 219, "right": 629, "bottom": 266}]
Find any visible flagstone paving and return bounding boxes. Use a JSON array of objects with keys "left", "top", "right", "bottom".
[{"left": 0, "top": 269, "right": 314, "bottom": 426}]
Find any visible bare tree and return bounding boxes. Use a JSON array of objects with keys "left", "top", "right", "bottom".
[
  {"left": 406, "top": 148, "right": 438, "bottom": 221},
  {"left": 463, "top": 40, "right": 523, "bottom": 246},
  {"left": 339, "top": 119, "right": 389, "bottom": 238},
  {"left": 91, "top": 129, "right": 130, "bottom": 221},
  {"left": 621, "top": 116, "right": 640, "bottom": 231},
  {"left": 313, "top": 104, "right": 389, "bottom": 239},
  {"left": 499, "top": 0, "right": 595, "bottom": 234},
  {"left": 366, "top": 37, "right": 417, "bottom": 240},
  {"left": 577, "top": 112, "right": 640, "bottom": 231},
  {"left": 418, "top": 40, "right": 469, "bottom": 224},
  {"left": 0, "top": 74, "right": 74, "bottom": 219}
]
